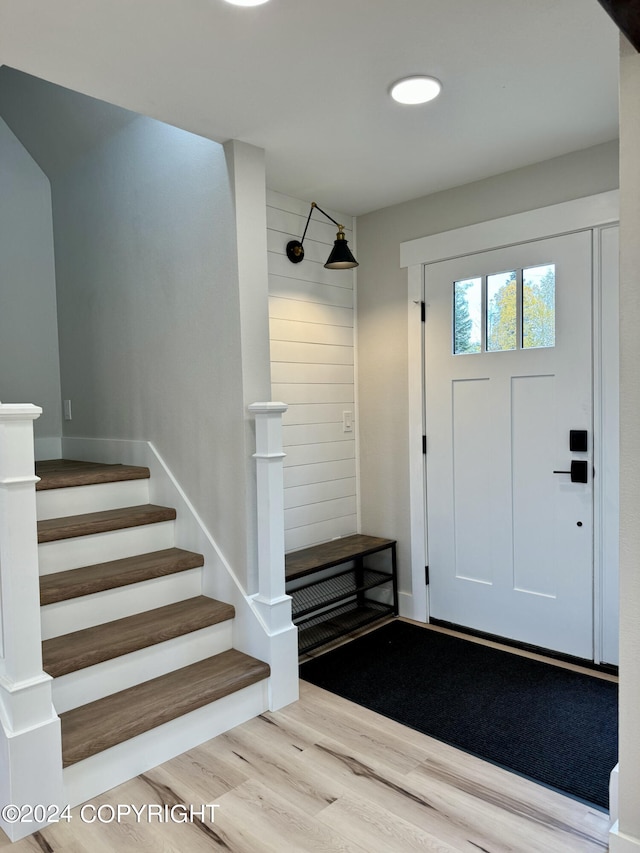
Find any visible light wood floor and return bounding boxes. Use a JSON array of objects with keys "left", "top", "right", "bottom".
[{"left": 1, "top": 622, "right": 613, "bottom": 852}]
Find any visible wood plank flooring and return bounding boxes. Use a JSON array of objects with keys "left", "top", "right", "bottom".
[{"left": 1, "top": 637, "right": 612, "bottom": 851}]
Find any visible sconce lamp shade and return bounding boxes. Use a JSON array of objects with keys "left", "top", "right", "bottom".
[
  {"left": 286, "top": 202, "right": 358, "bottom": 269},
  {"left": 324, "top": 229, "right": 358, "bottom": 269}
]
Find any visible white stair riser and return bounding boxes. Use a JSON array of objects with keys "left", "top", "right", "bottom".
[
  {"left": 63, "top": 680, "right": 269, "bottom": 809},
  {"left": 38, "top": 522, "right": 175, "bottom": 574},
  {"left": 41, "top": 568, "right": 203, "bottom": 639},
  {"left": 53, "top": 621, "right": 234, "bottom": 712},
  {"left": 37, "top": 480, "right": 150, "bottom": 521}
]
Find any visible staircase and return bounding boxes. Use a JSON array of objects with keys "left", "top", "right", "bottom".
[{"left": 35, "top": 459, "right": 270, "bottom": 801}]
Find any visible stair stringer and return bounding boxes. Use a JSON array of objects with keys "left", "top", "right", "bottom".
[{"left": 61, "top": 437, "right": 299, "bottom": 712}]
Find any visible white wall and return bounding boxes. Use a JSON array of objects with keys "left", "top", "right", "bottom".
[
  {"left": 356, "top": 141, "right": 619, "bottom": 597},
  {"left": 0, "top": 117, "right": 62, "bottom": 444},
  {"left": 267, "top": 191, "right": 358, "bottom": 552},
  {"left": 612, "top": 35, "right": 640, "bottom": 853},
  {"left": 50, "top": 111, "right": 253, "bottom": 585},
  {"left": 225, "top": 140, "right": 274, "bottom": 592}
]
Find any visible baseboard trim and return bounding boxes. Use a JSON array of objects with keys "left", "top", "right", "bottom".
[
  {"left": 429, "top": 618, "right": 619, "bottom": 676},
  {"left": 610, "top": 823, "right": 640, "bottom": 853},
  {"left": 610, "top": 764, "right": 619, "bottom": 825},
  {"left": 398, "top": 590, "right": 419, "bottom": 620}
]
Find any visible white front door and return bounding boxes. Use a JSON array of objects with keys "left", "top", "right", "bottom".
[{"left": 425, "top": 231, "right": 594, "bottom": 659}]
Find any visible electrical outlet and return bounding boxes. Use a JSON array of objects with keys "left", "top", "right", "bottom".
[{"left": 63, "top": 399, "right": 72, "bottom": 421}]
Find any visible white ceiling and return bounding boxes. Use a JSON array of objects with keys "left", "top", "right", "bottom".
[{"left": 0, "top": 0, "right": 620, "bottom": 215}]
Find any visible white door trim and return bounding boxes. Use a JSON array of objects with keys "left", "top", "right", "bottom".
[
  {"left": 401, "top": 191, "right": 620, "bottom": 652},
  {"left": 401, "top": 191, "right": 620, "bottom": 268}
]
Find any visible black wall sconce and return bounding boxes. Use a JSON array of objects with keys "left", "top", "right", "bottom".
[{"left": 286, "top": 202, "right": 358, "bottom": 269}]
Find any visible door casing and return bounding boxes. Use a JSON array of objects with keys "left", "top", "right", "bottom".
[{"left": 400, "top": 190, "right": 620, "bottom": 664}]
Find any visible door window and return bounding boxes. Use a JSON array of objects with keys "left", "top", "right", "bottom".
[
  {"left": 453, "top": 278, "right": 481, "bottom": 354},
  {"left": 453, "top": 264, "right": 555, "bottom": 354},
  {"left": 487, "top": 270, "right": 517, "bottom": 352},
  {"left": 523, "top": 264, "right": 556, "bottom": 349}
]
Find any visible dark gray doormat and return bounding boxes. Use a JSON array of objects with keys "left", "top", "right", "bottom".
[{"left": 300, "top": 620, "right": 618, "bottom": 810}]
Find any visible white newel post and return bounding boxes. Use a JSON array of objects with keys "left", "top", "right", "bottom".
[
  {"left": 0, "top": 404, "right": 63, "bottom": 841},
  {"left": 248, "top": 403, "right": 298, "bottom": 709}
]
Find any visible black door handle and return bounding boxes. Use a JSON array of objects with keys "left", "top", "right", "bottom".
[{"left": 553, "top": 460, "right": 588, "bottom": 483}]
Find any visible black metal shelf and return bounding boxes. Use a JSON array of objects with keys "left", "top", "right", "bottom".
[
  {"left": 296, "top": 600, "right": 393, "bottom": 654},
  {"left": 291, "top": 567, "right": 393, "bottom": 619},
  {"left": 285, "top": 534, "right": 398, "bottom": 655}
]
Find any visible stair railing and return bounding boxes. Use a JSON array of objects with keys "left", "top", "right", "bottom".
[
  {"left": 0, "top": 402, "right": 63, "bottom": 840},
  {"left": 248, "top": 402, "right": 298, "bottom": 708}
]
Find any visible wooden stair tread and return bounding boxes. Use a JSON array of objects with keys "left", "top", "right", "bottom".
[
  {"left": 40, "top": 548, "right": 205, "bottom": 606},
  {"left": 36, "top": 459, "right": 150, "bottom": 490},
  {"left": 37, "top": 504, "right": 176, "bottom": 543},
  {"left": 42, "top": 596, "right": 234, "bottom": 678},
  {"left": 60, "top": 650, "right": 270, "bottom": 766}
]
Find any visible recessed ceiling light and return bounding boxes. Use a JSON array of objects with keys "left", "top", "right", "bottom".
[
  {"left": 390, "top": 76, "right": 442, "bottom": 105},
  {"left": 223, "top": 0, "right": 269, "bottom": 5}
]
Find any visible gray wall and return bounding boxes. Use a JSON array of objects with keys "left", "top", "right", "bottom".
[
  {"left": 0, "top": 116, "right": 62, "bottom": 442},
  {"left": 356, "top": 140, "right": 619, "bottom": 596},
  {"left": 616, "top": 35, "right": 640, "bottom": 848},
  {"left": 51, "top": 114, "right": 250, "bottom": 581}
]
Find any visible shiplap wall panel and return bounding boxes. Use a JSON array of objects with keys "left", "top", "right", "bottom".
[
  {"left": 282, "top": 441, "right": 355, "bottom": 468},
  {"left": 267, "top": 228, "right": 353, "bottom": 265},
  {"left": 266, "top": 207, "right": 344, "bottom": 249},
  {"left": 283, "top": 422, "right": 352, "bottom": 447},
  {"left": 267, "top": 190, "right": 351, "bottom": 223},
  {"left": 285, "top": 516, "right": 358, "bottom": 552},
  {"left": 269, "top": 296, "right": 353, "bottom": 327},
  {"left": 283, "top": 403, "right": 350, "bottom": 426},
  {"left": 267, "top": 190, "right": 358, "bottom": 551},
  {"left": 271, "top": 363, "right": 354, "bottom": 385},
  {"left": 267, "top": 191, "right": 353, "bottom": 241},
  {"left": 283, "top": 458, "right": 356, "bottom": 488},
  {"left": 269, "top": 274, "right": 354, "bottom": 308},
  {"left": 270, "top": 319, "right": 353, "bottom": 347},
  {"left": 284, "top": 478, "right": 357, "bottom": 511},
  {"left": 272, "top": 384, "right": 354, "bottom": 405},
  {"left": 268, "top": 252, "right": 353, "bottom": 289},
  {"left": 271, "top": 341, "right": 354, "bottom": 366},
  {"left": 285, "top": 496, "right": 357, "bottom": 532}
]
